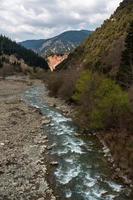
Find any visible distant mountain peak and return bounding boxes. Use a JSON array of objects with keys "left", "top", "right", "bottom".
[{"left": 20, "top": 30, "right": 92, "bottom": 57}]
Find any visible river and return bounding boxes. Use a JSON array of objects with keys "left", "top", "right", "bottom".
[{"left": 23, "top": 86, "right": 132, "bottom": 200}]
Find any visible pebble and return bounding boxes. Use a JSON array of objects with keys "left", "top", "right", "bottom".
[
  {"left": 40, "top": 145, "right": 47, "bottom": 154},
  {"left": 38, "top": 198, "right": 44, "bottom": 200},
  {"left": 31, "top": 130, "right": 36, "bottom": 133}
]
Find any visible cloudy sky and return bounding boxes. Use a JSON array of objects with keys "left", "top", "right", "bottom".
[{"left": 0, "top": 0, "right": 123, "bottom": 41}]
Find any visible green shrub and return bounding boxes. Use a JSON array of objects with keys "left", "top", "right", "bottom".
[{"left": 73, "top": 70, "right": 130, "bottom": 130}]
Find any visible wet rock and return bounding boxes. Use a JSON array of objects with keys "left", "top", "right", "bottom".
[
  {"left": 50, "top": 161, "right": 58, "bottom": 166},
  {"left": 56, "top": 106, "right": 61, "bottom": 110},
  {"left": 41, "top": 119, "right": 51, "bottom": 125},
  {"left": 41, "top": 116, "right": 46, "bottom": 120},
  {"left": 122, "top": 176, "right": 132, "bottom": 185},
  {"left": 103, "top": 148, "right": 110, "bottom": 154},
  {"left": 47, "top": 146, "right": 52, "bottom": 150},
  {"left": 34, "top": 136, "right": 48, "bottom": 145},
  {"left": 74, "top": 133, "right": 81, "bottom": 137},
  {"left": 42, "top": 136, "right": 48, "bottom": 140},
  {"left": 33, "top": 108, "right": 42, "bottom": 115},
  {"left": 53, "top": 103, "right": 56, "bottom": 107},
  {"left": 101, "top": 191, "right": 109, "bottom": 197},
  {"left": 47, "top": 143, "right": 56, "bottom": 150}
]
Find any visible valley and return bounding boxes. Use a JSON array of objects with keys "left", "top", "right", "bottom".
[{"left": 0, "top": 0, "right": 133, "bottom": 199}]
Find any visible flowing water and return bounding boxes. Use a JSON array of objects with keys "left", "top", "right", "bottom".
[{"left": 23, "top": 86, "right": 132, "bottom": 200}]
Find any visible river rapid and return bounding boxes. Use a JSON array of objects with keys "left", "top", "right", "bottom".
[{"left": 23, "top": 86, "right": 132, "bottom": 200}]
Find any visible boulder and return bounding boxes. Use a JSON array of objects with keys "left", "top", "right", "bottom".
[
  {"left": 47, "top": 143, "right": 56, "bottom": 150},
  {"left": 41, "top": 119, "right": 51, "bottom": 126},
  {"left": 74, "top": 133, "right": 81, "bottom": 137},
  {"left": 50, "top": 161, "right": 58, "bottom": 166}
]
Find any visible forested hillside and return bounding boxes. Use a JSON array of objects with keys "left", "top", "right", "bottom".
[
  {"left": 0, "top": 35, "right": 48, "bottom": 69},
  {"left": 58, "top": 0, "right": 133, "bottom": 80}
]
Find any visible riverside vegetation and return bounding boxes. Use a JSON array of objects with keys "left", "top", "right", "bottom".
[{"left": 44, "top": 0, "right": 133, "bottom": 184}]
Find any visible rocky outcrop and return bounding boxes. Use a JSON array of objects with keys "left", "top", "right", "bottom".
[{"left": 47, "top": 54, "right": 68, "bottom": 71}]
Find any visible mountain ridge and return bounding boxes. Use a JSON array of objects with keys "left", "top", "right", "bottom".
[{"left": 20, "top": 30, "right": 92, "bottom": 57}]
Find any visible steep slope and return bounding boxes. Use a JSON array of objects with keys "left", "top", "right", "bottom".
[
  {"left": 0, "top": 35, "right": 48, "bottom": 69},
  {"left": 58, "top": 0, "right": 133, "bottom": 77},
  {"left": 47, "top": 54, "right": 68, "bottom": 71},
  {"left": 20, "top": 30, "right": 92, "bottom": 57}
]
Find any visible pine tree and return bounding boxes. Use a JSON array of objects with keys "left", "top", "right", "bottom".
[
  {"left": 117, "top": 21, "right": 133, "bottom": 88},
  {"left": 0, "top": 35, "right": 49, "bottom": 69}
]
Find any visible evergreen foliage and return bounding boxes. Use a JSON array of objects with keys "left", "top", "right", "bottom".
[
  {"left": 0, "top": 35, "right": 48, "bottom": 69},
  {"left": 117, "top": 21, "right": 133, "bottom": 88}
]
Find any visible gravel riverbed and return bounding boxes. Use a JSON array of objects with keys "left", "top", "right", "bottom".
[{"left": 0, "top": 79, "right": 56, "bottom": 200}]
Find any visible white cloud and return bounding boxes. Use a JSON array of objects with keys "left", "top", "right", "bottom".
[{"left": 0, "top": 0, "right": 123, "bottom": 41}]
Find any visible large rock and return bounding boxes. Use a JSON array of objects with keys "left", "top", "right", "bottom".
[
  {"left": 47, "top": 143, "right": 56, "bottom": 150},
  {"left": 50, "top": 161, "right": 58, "bottom": 166},
  {"left": 41, "top": 118, "right": 51, "bottom": 125}
]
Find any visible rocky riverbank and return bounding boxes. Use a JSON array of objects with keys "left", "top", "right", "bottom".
[
  {"left": 97, "top": 132, "right": 133, "bottom": 188},
  {"left": 0, "top": 79, "right": 56, "bottom": 200},
  {"left": 42, "top": 86, "right": 74, "bottom": 118}
]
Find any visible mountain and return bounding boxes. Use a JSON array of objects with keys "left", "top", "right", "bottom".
[
  {"left": 58, "top": 0, "right": 133, "bottom": 78},
  {"left": 20, "top": 30, "right": 92, "bottom": 57},
  {"left": 0, "top": 35, "right": 48, "bottom": 70},
  {"left": 19, "top": 39, "right": 45, "bottom": 52}
]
